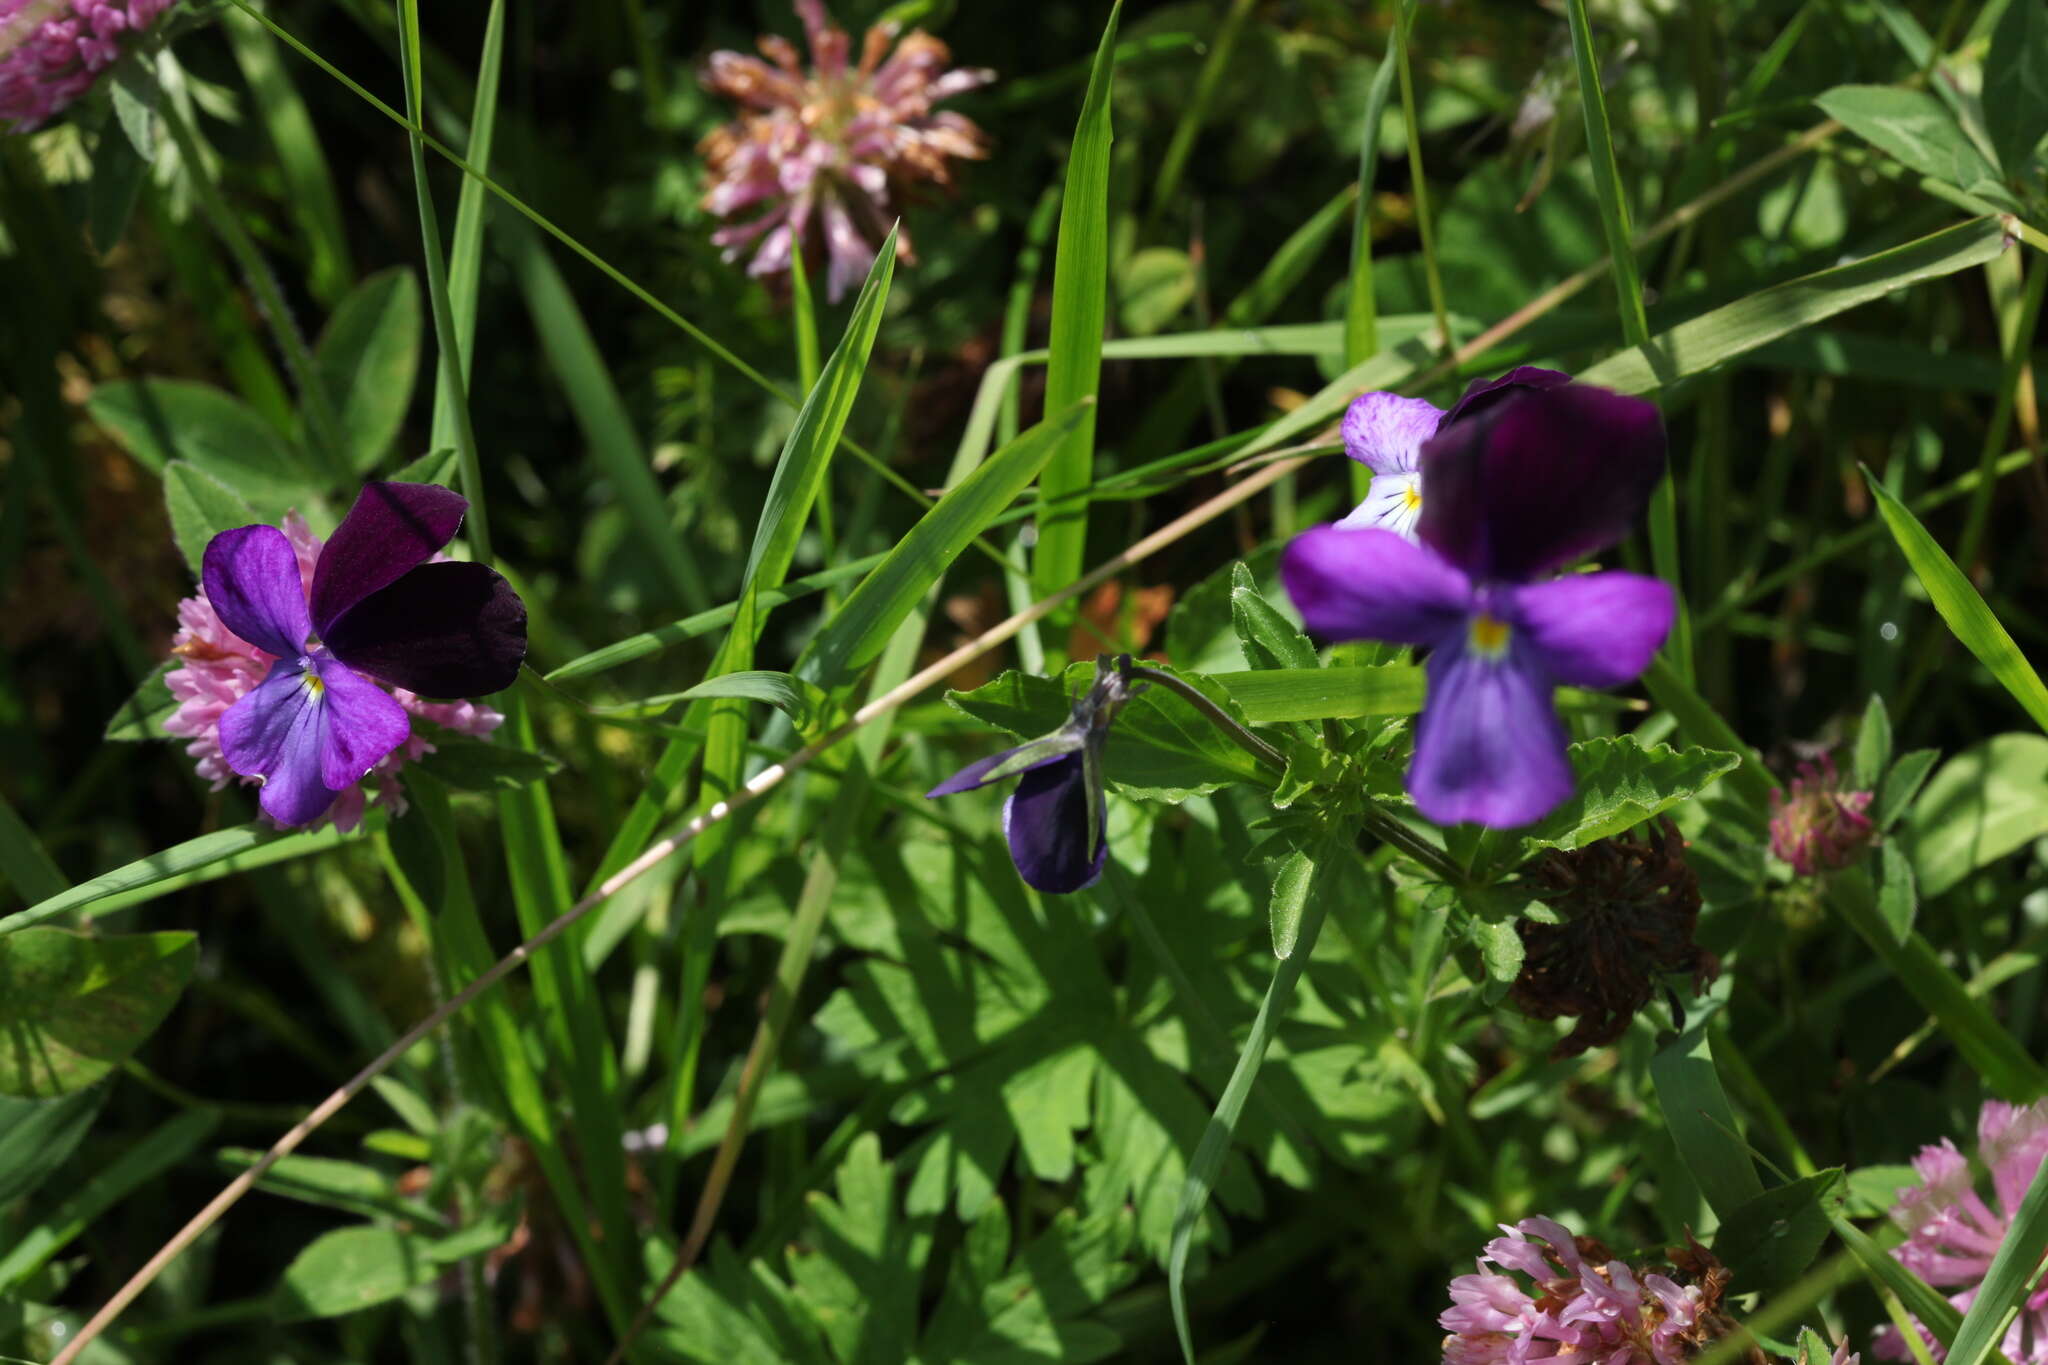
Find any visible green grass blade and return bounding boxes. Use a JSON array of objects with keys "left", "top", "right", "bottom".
[
  {"left": 1147, "top": 0, "right": 1253, "bottom": 219},
  {"left": 1831, "top": 1215, "right": 1966, "bottom": 1353},
  {"left": 804, "top": 402, "right": 1087, "bottom": 687},
  {"left": 1649, "top": 1021, "right": 1766, "bottom": 1219},
  {"left": 1864, "top": 467, "right": 2048, "bottom": 734},
  {"left": 1581, "top": 217, "right": 2010, "bottom": 396},
  {"left": 1951, "top": 1151, "right": 2048, "bottom": 1365},
  {"left": 512, "top": 224, "right": 708, "bottom": 612},
  {"left": 1344, "top": 34, "right": 1401, "bottom": 368},
  {"left": 1032, "top": 1, "right": 1121, "bottom": 607},
  {"left": 0, "top": 793, "right": 66, "bottom": 907},
  {"left": 429, "top": 0, "right": 504, "bottom": 457},
  {"left": 1167, "top": 830, "right": 1342, "bottom": 1364}
]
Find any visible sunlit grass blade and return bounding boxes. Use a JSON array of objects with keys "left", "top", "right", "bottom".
[
  {"left": 428, "top": 0, "right": 504, "bottom": 458},
  {"left": 1863, "top": 467, "right": 2048, "bottom": 734},
  {"left": 805, "top": 402, "right": 1088, "bottom": 687},
  {"left": 1031, "top": 0, "right": 1120, "bottom": 608},
  {"left": 1950, "top": 1153, "right": 2048, "bottom": 1365},
  {"left": 1343, "top": 22, "right": 1401, "bottom": 369}
]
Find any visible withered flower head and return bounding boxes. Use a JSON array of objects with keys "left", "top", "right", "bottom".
[
  {"left": 1509, "top": 817, "right": 1717, "bottom": 1058},
  {"left": 698, "top": 0, "right": 994, "bottom": 301}
]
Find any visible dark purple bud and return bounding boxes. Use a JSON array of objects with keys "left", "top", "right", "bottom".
[
  {"left": 1003, "top": 751, "right": 1109, "bottom": 894},
  {"left": 1418, "top": 382, "right": 1666, "bottom": 583}
]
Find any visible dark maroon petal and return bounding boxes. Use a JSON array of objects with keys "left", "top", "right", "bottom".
[
  {"left": 1442, "top": 366, "right": 1574, "bottom": 425},
  {"left": 310, "top": 482, "right": 469, "bottom": 636},
  {"left": 322, "top": 561, "right": 527, "bottom": 698},
  {"left": 203, "top": 525, "right": 313, "bottom": 659},
  {"left": 1002, "top": 752, "right": 1107, "bottom": 894},
  {"left": 1417, "top": 384, "right": 1666, "bottom": 582}
]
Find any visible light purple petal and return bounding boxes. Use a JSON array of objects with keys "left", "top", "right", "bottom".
[
  {"left": 1442, "top": 365, "right": 1573, "bottom": 426},
  {"left": 1335, "top": 469, "right": 1424, "bottom": 541},
  {"left": 202, "top": 525, "right": 312, "bottom": 659},
  {"left": 1340, "top": 391, "right": 1443, "bottom": 475},
  {"left": 313, "top": 656, "right": 412, "bottom": 792},
  {"left": 218, "top": 660, "right": 338, "bottom": 826},
  {"left": 310, "top": 482, "right": 468, "bottom": 637},
  {"left": 1508, "top": 571, "right": 1675, "bottom": 688},
  {"left": 1418, "top": 383, "right": 1667, "bottom": 582},
  {"left": 929, "top": 732, "right": 1084, "bottom": 797},
  {"left": 1408, "top": 638, "right": 1573, "bottom": 828},
  {"left": 1002, "top": 752, "right": 1107, "bottom": 894},
  {"left": 1281, "top": 525, "right": 1472, "bottom": 647}
]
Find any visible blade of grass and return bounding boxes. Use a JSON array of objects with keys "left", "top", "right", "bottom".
[
  {"left": 1343, "top": 27, "right": 1401, "bottom": 371},
  {"left": 1146, "top": 0, "right": 1254, "bottom": 224},
  {"left": 1032, "top": 0, "right": 1121, "bottom": 608},
  {"left": 428, "top": 0, "right": 504, "bottom": 457},
  {"left": 1949, "top": 1148, "right": 2048, "bottom": 1365},
  {"left": 1864, "top": 465, "right": 2048, "bottom": 733},
  {"left": 0, "top": 792, "right": 66, "bottom": 907},
  {"left": 1391, "top": 0, "right": 1449, "bottom": 355},
  {"left": 1649, "top": 1019, "right": 1767, "bottom": 1219}
]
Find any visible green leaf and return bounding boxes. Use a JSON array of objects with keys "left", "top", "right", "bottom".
[
  {"left": 1167, "top": 830, "right": 1342, "bottom": 1365},
  {"left": 273, "top": 1225, "right": 442, "bottom": 1320},
  {"left": 88, "top": 126, "right": 149, "bottom": 254},
  {"left": 389, "top": 446, "right": 458, "bottom": 486},
  {"left": 675, "top": 671, "right": 823, "bottom": 728},
  {"left": 1266, "top": 846, "right": 1313, "bottom": 960},
  {"left": 1815, "top": 85, "right": 2003, "bottom": 192},
  {"left": 1877, "top": 840, "right": 1918, "bottom": 943},
  {"left": 1856, "top": 693, "right": 1894, "bottom": 789},
  {"left": 414, "top": 736, "right": 561, "bottom": 792},
  {"left": 1876, "top": 747, "right": 1939, "bottom": 831},
  {"left": 109, "top": 53, "right": 161, "bottom": 159},
  {"left": 0, "top": 929, "right": 197, "bottom": 1097},
  {"left": 1982, "top": 0, "right": 2048, "bottom": 180},
  {"left": 1229, "top": 564, "right": 1317, "bottom": 673},
  {"left": 1211, "top": 666, "right": 1423, "bottom": 724},
  {"left": 1902, "top": 735, "right": 2048, "bottom": 897},
  {"left": 1115, "top": 246, "right": 1196, "bottom": 336},
  {"left": 1950, "top": 1145, "right": 2048, "bottom": 1365},
  {"left": 1581, "top": 217, "right": 2010, "bottom": 398},
  {"left": 1465, "top": 913, "right": 1525, "bottom": 994},
  {"left": 88, "top": 378, "right": 311, "bottom": 513},
  {"left": 1712, "top": 1169, "right": 1846, "bottom": 1296},
  {"left": 804, "top": 403, "right": 1086, "bottom": 687},
  {"left": 1033, "top": 1, "right": 1121, "bottom": 601},
  {"left": 0, "top": 1087, "right": 103, "bottom": 1206},
  {"left": 0, "top": 795, "right": 65, "bottom": 907},
  {"left": 1477, "top": 736, "right": 1739, "bottom": 878},
  {"left": 312, "top": 267, "right": 422, "bottom": 474},
  {"left": 1865, "top": 469, "right": 2048, "bottom": 735},
  {"left": 947, "top": 663, "right": 1267, "bottom": 801},
  {"left": 162, "top": 459, "right": 258, "bottom": 576},
  {"left": 1832, "top": 1214, "right": 1964, "bottom": 1352},
  {"left": 1650, "top": 1021, "right": 1766, "bottom": 1219}
]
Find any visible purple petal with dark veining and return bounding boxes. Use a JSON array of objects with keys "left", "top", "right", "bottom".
[
  {"left": 310, "top": 482, "right": 468, "bottom": 636},
  {"left": 1417, "top": 383, "right": 1666, "bottom": 582},
  {"left": 1509, "top": 571, "right": 1674, "bottom": 688},
  {"left": 1281, "top": 525, "right": 1472, "bottom": 647},
  {"left": 1408, "top": 639, "right": 1573, "bottom": 828},
  {"left": 1002, "top": 751, "right": 1107, "bottom": 893},
  {"left": 218, "top": 654, "right": 412, "bottom": 826},
  {"left": 1341, "top": 391, "right": 1443, "bottom": 475},
  {"left": 1442, "top": 365, "right": 1573, "bottom": 425},
  {"left": 928, "top": 733, "right": 1084, "bottom": 797},
  {"left": 203, "top": 525, "right": 312, "bottom": 659},
  {"left": 316, "top": 657, "right": 412, "bottom": 790},
  {"left": 322, "top": 561, "right": 527, "bottom": 698}
]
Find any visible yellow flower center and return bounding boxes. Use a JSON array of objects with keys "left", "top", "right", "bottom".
[
  {"left": 303, "top": 671, "right": 325, "bottom": 698},
  {"left": 1468, "top": 613, "right": 1511, "bottom": 658},
  {"left": 1402, "top": 484, "right": 1422, "bottom": 512}
]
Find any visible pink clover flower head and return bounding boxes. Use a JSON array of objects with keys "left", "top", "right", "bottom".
[
  {"left": 698, "top": 0, "right": 993, "bottom": 301},
  {"left": 1875, "top": 1100, "right": 2048, "bottom": 1363},
  {"left": 1285, "top": 368, "right": 1674, "bottom": 829},
  {"left": 163, "top": 484, "right": 525, "bottom": 830},
  {"left": 0, "top": 0, "right": 177, "bottom": 131},
  {"left": 1768, "top": 753, "right": 1875, "bottom": 876},
  {"left": 1439, "top": 1217, "right": 1757, "bottom": 1364}
]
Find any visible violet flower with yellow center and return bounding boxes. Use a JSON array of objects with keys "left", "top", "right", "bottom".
[
  {"left": 1285, "top": 369, "right": 1672, "bottom": 828},
  {"left": 189, "top": 482, "right": 525, "bottom": 828},
  {"left": 698, "top": 0, "right": 992, "bottom": 301}
]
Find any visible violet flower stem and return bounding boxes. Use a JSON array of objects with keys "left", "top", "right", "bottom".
[
  {"left": 159, "top": 98, "right": 351, "bottom": 486},
  {"left": 1123, "top": 663, "right": 1286, "bottom": 773},
  {"left": 1359, "top": 808, "right": 1467, "bottom": 888}
]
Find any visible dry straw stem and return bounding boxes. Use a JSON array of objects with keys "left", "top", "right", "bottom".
[{"left": 53, "top": 414, "right": 1315, "bottom": 1365}]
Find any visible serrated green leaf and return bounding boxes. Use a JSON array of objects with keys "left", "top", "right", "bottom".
[
  {"left": 89, "top": 378, "right": 312, "bottom": 513},
  {"left": 1815, "top": 85, "right": 2002, "bottom": 191},
  {"left": 0, "top": 929, "right": 196, "bottom": 1097},
  {"left": 1229, "top": 563, "right": 1317, "bottom": 673},
  {"left": 1866, "top": 470, "right": 2048, "bottom": 735},
  {"left": 1712, "top": 1169, "right": 1845, "bottom": 1296},
  {"left": 313, "top": 267, "right": 422, "bottom": 474},
  {"left": 1478, "top": 736, "right": 1739, "bottom": 877},
  {"left": 1856, "top": 693, "right": 1893, "bottom": 789},
  {"left": 1902, "top": 735, "right": 2048, "bottom": 897},
  {"left": 414, "top": 736, "right": 561, "bottom": 792},
  {"left": 162, "top": 459, "right": 258, "bottom": 575},
  {"left": 1466, "top": 914, "right": 1524, "bottom": 994},
  {"left": 102, "top": 664, "right": 176, "bottom": 743},
  {"left": 1211, "top": 666, "right": 1423, "bottom": 724},
  {"left": 946, "top": 663, "right": 1266, "bottom": 800},
  {"left": 1984, "top": 0, "right": 2048, "bottom": 178}
]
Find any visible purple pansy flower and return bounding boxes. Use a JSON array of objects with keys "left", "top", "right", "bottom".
[
  {"left": 1285, "top": 371, "right": 1672, "bottom": 828},
  {"left": 928, "top": 658, "right": 1136, "bottom": 894},
  {"left": 205, "top": 482, "right": 526, "bottom": 827}
]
